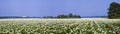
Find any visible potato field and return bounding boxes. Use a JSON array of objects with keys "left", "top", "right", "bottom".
[{"left": 0, "top": 18, "right": 120, "bottom": 34}]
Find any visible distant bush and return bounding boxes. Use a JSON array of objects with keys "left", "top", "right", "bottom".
[
  {"left": 43, "top": 13, "right": 81, "bottom": 18},
  {"left": 108, "top": 2, "right": 120, "bottom": 19},
  {"left": 43, "top": 16, "right": 54, "bottom": 18},
  {"left": 56, "top": 13, "right": 81, "bottom": 18}
]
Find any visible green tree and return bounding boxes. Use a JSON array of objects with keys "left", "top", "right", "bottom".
[
  {"left": 56, "top": 14, "right": 66, "bottom": 18},
  {"left": 68, "top": 13, "right": 73, "bottom": 18},
  {"left": 43, "top": 16, "right": 53, "bottom": 18},
  {"left": 56, "top": 13, "right": 81, "bottom": 18},
  {"left": 108, "top": 2, "right": 120, "bottom": 19},
  {"left": 74, "top": 15, "right": 81, "bottom": 18}
]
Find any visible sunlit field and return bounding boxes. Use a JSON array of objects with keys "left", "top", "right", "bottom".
[{"left": 0, "top": 18, "right": 120, "bottom": 34}]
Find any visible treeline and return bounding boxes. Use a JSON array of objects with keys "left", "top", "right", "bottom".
[
  {"left": 43, "top": 13, "right": 81, "bottom": 18},
  {"left": 0, "top": 13, "right": 81, "bottom": 19},
  {"left": 108, "top": 2, "right": 120, "bottom": 19}
]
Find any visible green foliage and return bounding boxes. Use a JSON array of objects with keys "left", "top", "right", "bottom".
[
  {"left": 108, "top": 2, "right": 120, "bottom": 19},
  {"left": 43, "top": 16, "right": 54, "bottom": 18},
  {"left": 68, "top": 13, "right": 73, "bottom": 18},
  {"left": 56, "top": 13, "right": 81, "bottom": 18},
  {"left": 43, "top": 13, "right": 81, "bottom": 18},
  {"left": 56, "top": 14, "right": 68, "bottom": 18}
]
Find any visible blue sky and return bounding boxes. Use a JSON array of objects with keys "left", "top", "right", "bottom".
[{"left": 0, "top": 0, "right": 120, "bottom": 17}]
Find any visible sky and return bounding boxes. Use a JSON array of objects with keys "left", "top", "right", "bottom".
[{"left": 0, "top": 0, "right": 120, "bottom": 17}]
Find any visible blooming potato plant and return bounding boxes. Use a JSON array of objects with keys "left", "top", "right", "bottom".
[{"left": 0, "top": 18, "right": 120, "bottom": 34}]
